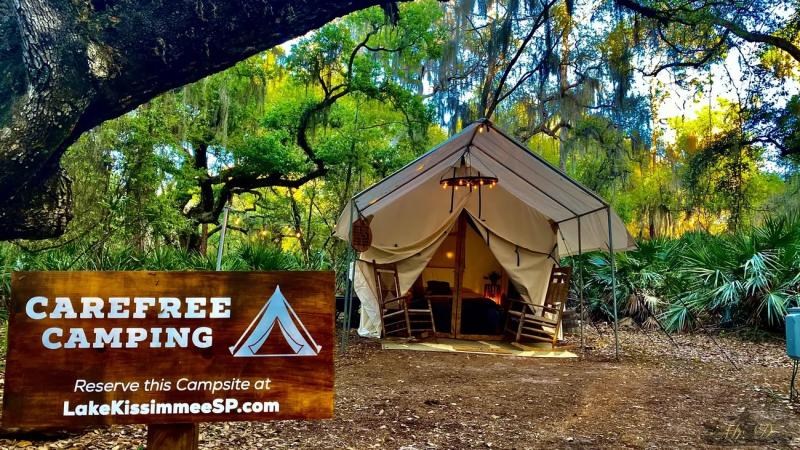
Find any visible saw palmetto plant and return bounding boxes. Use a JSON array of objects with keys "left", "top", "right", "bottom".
[{"left": 575, "top": 212, "right": 800, "bottom": 332}]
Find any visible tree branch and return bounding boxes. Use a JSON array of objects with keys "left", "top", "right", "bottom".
[
  {"left": 485, "top": 0, "right": 556, "bottom": 119},
  {"left": 615, "top": 0, "right": 800, "bottom": 63}
]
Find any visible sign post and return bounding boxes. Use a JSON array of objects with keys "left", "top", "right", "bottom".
[
  {"left": 2, "top": 271, "right": 334, "bottom": 449},
  {"left": 147, "top": 423, "right": 199, "bottom": 449}
]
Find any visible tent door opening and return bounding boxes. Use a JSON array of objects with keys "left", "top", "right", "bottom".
[{"left": 420, "top": 212, "right": 507, "bottom": 340}]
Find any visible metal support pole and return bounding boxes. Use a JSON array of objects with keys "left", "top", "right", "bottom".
[
  {"left": 340, "top": 202, "right": 356, "bottom": 353},
  {"left": 607, "top": 207, "right": 620, "bottom": 359},
  {"left": 215, "top": 205, "right": 230, "bottom": 272},
  {"left": 578, "top": 216, "right": 585, "bottom": 354}
]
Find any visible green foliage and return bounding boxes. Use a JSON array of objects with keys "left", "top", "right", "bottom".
[
  {"left": 776, "top": 95, "right": 800, "bottom": 163},
  {"left": 576, "top": 212, "right": 800, "bottom": 331},
  {"left": 233, "top": 243, "right": 302, "bottom": 271}
]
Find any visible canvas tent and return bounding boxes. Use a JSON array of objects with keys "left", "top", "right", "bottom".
[{"left": 334, "top": 119, "right": 635, "bottom": 351}]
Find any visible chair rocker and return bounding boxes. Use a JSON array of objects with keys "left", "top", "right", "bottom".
[{"left": 504, "top": 266, "right": 572, "bottom": 349}]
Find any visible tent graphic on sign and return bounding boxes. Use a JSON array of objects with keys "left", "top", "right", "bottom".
[{"left": 230, "top": 286, "right": 322, "bottom": 357}]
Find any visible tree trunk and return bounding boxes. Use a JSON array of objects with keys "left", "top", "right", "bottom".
[
  {"left": 0, "top": 0, "right": 405, "bottom": 241},
  {"left": 200, "top": 223, "right": 208, "bottom": 256},
  {"left": 180, "top": 225, "right": 202, "bottom": 254}
]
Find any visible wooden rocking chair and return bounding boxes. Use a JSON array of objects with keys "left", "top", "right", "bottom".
[
  {"left": 373, "top": 262, "right": 436, "bottom": 338},
  {"left": 504, "top": 266, "right": 572, "bottom": 348}
]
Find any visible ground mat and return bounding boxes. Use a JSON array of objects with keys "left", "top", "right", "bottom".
[{"left": 381, "top": 338, "right": 577, "bottom": 358}]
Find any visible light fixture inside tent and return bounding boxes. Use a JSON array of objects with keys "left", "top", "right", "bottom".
[
  {"left": 439, "top": 152, "right": 498, "bottom": 191},
  {"left": 439, "top": 148, "right": 498, "bottom": 216}
]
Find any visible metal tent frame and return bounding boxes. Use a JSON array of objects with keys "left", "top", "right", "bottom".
[{"left": 339, "top": 119, "right": 621, "bottom": 359}]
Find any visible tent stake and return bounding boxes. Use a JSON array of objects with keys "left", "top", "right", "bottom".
[
  {"left": 607, "top": 207, "right": 620, "bottom": 359},
  {"left": 340, "top": 201, "right": 356, "bottom": 353}
]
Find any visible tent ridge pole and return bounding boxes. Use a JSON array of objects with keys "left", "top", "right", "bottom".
[
  {"left": 556, "top": 205, "right": 609, "bottom": 224},
  {"left": 466, "top": 119, "right": 483, "bottom": 146},
  {"left": 484, "top": 121, "right": 609, "bottom": 208},
  {"left": 607, "top": 206, "right": 620, "bottom": 359}
]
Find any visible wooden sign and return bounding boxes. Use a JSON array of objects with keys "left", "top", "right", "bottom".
[
  {"left": 2, "top": 271, "right": 334, "bottom": 430},
  {"left": 351, "top": 217, "right": 372, "bottom": 252}
]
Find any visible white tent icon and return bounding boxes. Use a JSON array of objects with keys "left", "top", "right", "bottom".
[{"left": 229, "top": 286, "right": 322, "bottom": 357}]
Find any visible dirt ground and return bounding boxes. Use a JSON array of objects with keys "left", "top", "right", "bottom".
[{"left": 0, "top": 325, "right": 798, "bottom": 449}]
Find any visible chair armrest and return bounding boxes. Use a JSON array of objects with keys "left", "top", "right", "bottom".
[{"left": 533, "top": 304, "right": 559, "bottom": 313}]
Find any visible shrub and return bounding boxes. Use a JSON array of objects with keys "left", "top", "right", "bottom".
[{"left": 575, "top": 212, "right": 800, "bottom": 331}]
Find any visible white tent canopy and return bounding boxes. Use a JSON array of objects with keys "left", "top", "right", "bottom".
[{"left": 335, "top": 119, "right": 635, "bottom": 341}]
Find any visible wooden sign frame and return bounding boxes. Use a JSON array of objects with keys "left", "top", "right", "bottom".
[{"left": 2, "top": 271, "right": 334, "bottom": 439}]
